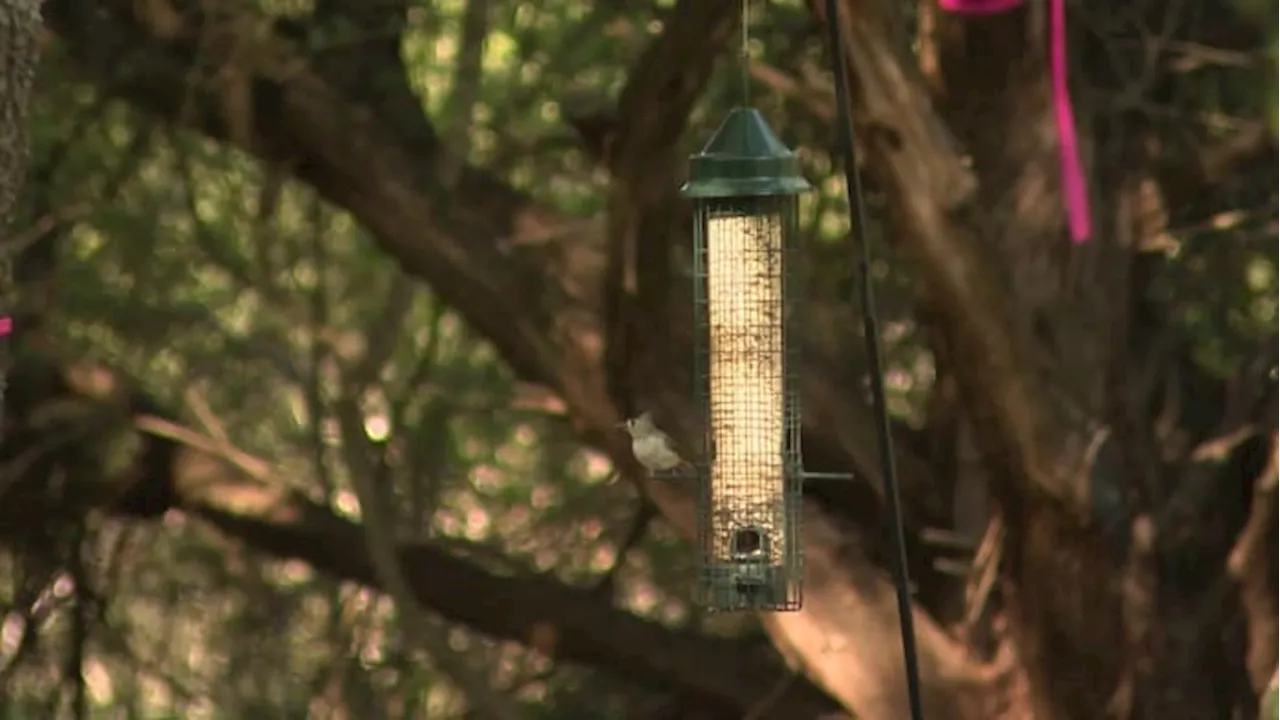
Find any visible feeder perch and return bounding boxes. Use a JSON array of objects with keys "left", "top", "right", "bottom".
[{"left": 681, "top": 108, "right": 811, "bottom": 612}]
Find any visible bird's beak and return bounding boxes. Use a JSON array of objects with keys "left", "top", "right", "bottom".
[{"left": 615, "top": 421, "right": 628, "bottom": 429}]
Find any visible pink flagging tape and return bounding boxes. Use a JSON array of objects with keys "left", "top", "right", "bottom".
[
  {"left": 0, "top": 317, "right": 10, "bottom": 337},
  {"left": 1049, "top": 0, "right": 1092, "bottom": 242},
  {"left": 938, "top": 0, "right": 1093, "bottom": 242}
]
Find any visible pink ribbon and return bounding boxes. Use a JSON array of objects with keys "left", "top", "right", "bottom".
[
  {"left": 938, "top": 0, "right": 1093, "bottom": 242},
  {"left": 0, "top": 317, "right": 10, "bottom": 337}
]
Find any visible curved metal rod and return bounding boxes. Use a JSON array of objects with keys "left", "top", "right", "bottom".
[{"left": 820, "top": 1, "right": 927, "bottom": 717}]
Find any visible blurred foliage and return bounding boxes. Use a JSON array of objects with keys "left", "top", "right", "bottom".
[
  {"left": 0, "top": 0, "right": 1274, "bottom": 717},
  {"left": 1144, "top": 31, "right": 1278, "bottom": 375},
  {"left": 3, "top": 4, "right": 714, "bottom": 717}
]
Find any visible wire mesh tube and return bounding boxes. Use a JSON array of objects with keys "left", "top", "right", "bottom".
[
  {"left": 681, "top": 108, "right": 809, "bottom": 610},
  {"left": 705, "top": 209, "right": 786, "bottom": 569}
]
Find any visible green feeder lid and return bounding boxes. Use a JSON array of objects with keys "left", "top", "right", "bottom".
[{"left": 681, "top": 107, "right": 812, "bottom": 199}]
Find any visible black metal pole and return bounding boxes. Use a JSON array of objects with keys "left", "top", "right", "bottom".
[{"left": 820, "top": 2, "right": 927, "bottom": 718}]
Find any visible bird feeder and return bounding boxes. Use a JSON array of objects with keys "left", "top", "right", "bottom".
[{"left": 680, "top": 108, "right": 811, "bottom": 612}]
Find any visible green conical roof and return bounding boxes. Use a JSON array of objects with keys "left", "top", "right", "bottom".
[{"left": 681, "top": 107, "right": 812, "bottom": 199}]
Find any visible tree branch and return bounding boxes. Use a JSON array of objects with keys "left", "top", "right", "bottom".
[
  {"left": 38, "top": 2, "right": 986, "bottom": 717},
  {"left": 330, "top": 396, "right": 525, "bottom": 720},
  {"left": 0, "top": 354, "right": 841, "bottom": 718},
  {"left": 439, "top": 0, "right": 491, "bottom": 187},
  {"left": 811, "top": 0, "right": 1087, "bottom": 513},
  {"left": 194, "top": 498, "right": 838, "bottom": 718},
  {"left": 609, "top": 0, "right": 739, "bottom": 183},
  {"left": 45, "top": 0, "right": 588, "bottom": 390},
  {"left": 1227, "top": 433, "right": 1278, "bottom": 694}
]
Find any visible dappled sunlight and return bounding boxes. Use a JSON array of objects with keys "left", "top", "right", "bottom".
[{"left": 0, "top": 0, "right": 1271, "bottom": 717}]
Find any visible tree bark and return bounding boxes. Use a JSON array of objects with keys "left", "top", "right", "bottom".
[
  {"left": 0, "top": 0, "right": 42, "bottom": 422},
  {"left": 863, "top": 1, "right": 1276, "bottom": 716}
]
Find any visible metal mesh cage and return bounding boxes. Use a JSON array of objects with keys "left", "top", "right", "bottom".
[{"left": 691, "top": 195, "right": 803, "bottom": 612}]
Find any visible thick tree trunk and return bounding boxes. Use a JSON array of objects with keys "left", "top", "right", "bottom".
[
  {"left": 0, "top": 0, "right": 42, "bottom": 413},
  {"left": 905, "top": 3, "right": 1276, "bottom": 717},
  {"left": 0, "top": 0, "right": 40, "bottom": 221}
]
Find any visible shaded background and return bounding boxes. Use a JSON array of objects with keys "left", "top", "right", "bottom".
[{"left": 0, "top": 0, "right": 1275, "bottom": 717}]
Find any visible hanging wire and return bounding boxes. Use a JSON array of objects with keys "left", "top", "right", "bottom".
[
  {"left": 820, "top": 1, "right": 927, "bottom": 718},
  {"left": 740, "top": 0, "right": 752, "bottom": 105}
]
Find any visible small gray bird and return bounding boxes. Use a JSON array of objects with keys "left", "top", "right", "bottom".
[{"left": 619, "top": 412, "right": 695, "bottom": 475}]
